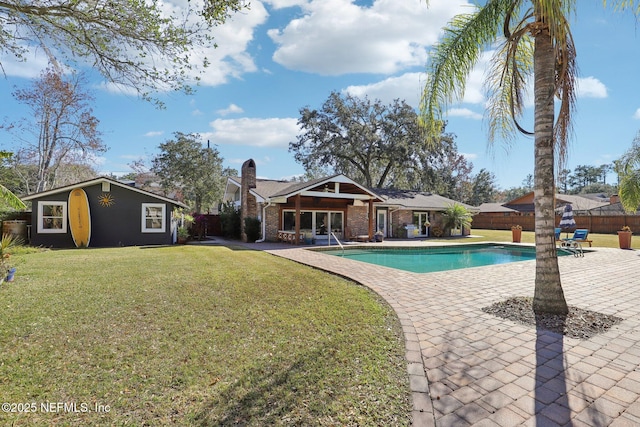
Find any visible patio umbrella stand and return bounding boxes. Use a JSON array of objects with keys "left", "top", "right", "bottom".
[{"left": 559, "top": 204, "right": 576, "bottom": 238}]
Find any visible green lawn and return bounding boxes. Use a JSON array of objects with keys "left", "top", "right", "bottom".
[{"left": 0, "top": 245, "right": 410, "bottom": 426}]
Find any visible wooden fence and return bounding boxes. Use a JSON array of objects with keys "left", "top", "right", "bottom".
[{"left": 472, "top": 214, "right": 640, "bottom": 234}]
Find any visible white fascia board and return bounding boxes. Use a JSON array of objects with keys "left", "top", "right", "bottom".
[{"left": 300, "top": 190, "right": 375, "bottom": 200}]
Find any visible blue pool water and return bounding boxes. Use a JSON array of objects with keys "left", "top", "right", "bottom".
[{"left": 321, "top": 244, "right": 570, "bottom": 274}]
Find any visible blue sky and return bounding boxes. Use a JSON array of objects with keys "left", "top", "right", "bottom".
[{"left": 1, "top": 0, "right": 639, "bottom": 190}]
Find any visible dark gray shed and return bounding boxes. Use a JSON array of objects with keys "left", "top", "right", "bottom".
[{"left": 22, "top": 177, "right": 188, "bottom": 248}]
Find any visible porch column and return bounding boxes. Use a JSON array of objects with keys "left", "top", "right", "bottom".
[
  {"left": 368, "top": 199, "right": 375, "bottom": 241},
  {"left": 295, "top": 194, "right": 301, "bottom": 246}
]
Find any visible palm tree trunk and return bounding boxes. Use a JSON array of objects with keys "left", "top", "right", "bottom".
[{"left": 531, "top": 20, "right": 568, "bottom": 315}]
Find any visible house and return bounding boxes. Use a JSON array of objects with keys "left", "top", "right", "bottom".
[
  {"left": 22, "top": 176, "right": 188, "bottom": 247},
  {"left": 373, "top": 188, "right": 478, "bottom": 238},
  {"left": 223, "top": 159, "right": 477, "bottom": 243},
  {"left": 473, "top": 192, "right": 626, "bottom": 232}
]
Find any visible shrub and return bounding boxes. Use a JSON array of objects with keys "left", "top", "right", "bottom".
[
  {"left": 244, "top": 217, "right": 261, "bottom": 242},
  {"left": 219, "top": 202, "right": 241, "bottom": 239}
]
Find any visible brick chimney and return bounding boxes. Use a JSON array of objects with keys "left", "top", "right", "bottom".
[
  {"left": 240, "top": 159, "right": 257, "bottom": 242},
  {"left": 610, "top": 194, "right": 620, "bottom": 205}
]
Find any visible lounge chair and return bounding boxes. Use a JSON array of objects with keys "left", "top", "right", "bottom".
[
  {"left": 561, "top": 229, "right": 592, "bottom": 247},
  {"left": 554, "top": 228, "right": 561, "bottom": 240}
]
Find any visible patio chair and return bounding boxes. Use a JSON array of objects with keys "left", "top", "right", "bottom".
[
  {"left": 554, "top": 228, "right": 561, "bottom": 240},
  {"left": 561, "top": 229, "right": 593, "bottom": 247}
]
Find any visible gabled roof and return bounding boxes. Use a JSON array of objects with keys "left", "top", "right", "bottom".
[
  {"left": 225, "top": 177, "right": 302, "bottom": 203},
  {"left": 226, "top": 175, "right": 382, "bottom": 202},
  {"left": 504, "top": 191, "right": 609, "bottom": 213},
  {"left": 477, "top": 203, "right": 518, "bottom": 213},
  {"left": 373, "top": 188, "right": 478, "bottom": 212},
  {"left": 21, "top": 176, "right": 189, "bottom": 208},
  {"left": 270, "top": 174, "right": 381, "bottom": 201},
  {"left": 555, "top": 194, "right": 609, "bottom": 211}
]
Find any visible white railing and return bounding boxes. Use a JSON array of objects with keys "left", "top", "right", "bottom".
[{"left": 330, "top": 231, "right": 345, "bottom": 255}]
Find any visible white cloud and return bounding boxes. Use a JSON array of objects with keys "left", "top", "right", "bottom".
[
  {"left": 144, "top": 131, "right": 164, "bottom": 137},
  {"left": 448, "top": 108, "right": 482, "bottom": 120},
  {"left": 577, "top": 76, "right": 607, "bottom": 98},
  {"left": 264, "top": 0, "right": 309, "bottom": 9},
  {"left": 216, "top": 103, "right": 245, "bottom": 116},
  {"left": 189, "top": 1, "right": 270, "bottom": 86},
  {"left": 460, "top": 152, "right": 478, "bottom": 160},
  {"left": 633, "top": 108, "right": 640, "bottom": 120},
  {"left": 0, "top": 49, "right": 51, "bottom": 78},
  {"left": 343, "top": 72, "right": 424, "bottom": 107},
  {"left": 1, "top": 0, "right": 269, "bottom": 91},
  {"left": 206, "top": 117, "right": 300, "bottom": 148},
  {"left": 268, "top": 0, "right": 472, "bottom": 75}
]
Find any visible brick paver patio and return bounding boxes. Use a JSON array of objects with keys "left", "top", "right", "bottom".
[{"left": 250, "top": 240, "right": 640, "bottom": 426}]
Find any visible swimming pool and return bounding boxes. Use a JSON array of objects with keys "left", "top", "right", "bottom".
[{"left": 319, "top": 244, "right": 572, "bottom": 274}]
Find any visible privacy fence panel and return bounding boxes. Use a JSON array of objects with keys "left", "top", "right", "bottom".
[{"left": 472, "top": 214, "right": 640, "bottom": 234}]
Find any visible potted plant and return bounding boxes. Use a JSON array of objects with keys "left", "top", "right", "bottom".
[
  {"left": 511, "top": 225, "right": 522, "bottom": 243},
  {"left": 618, "top": 226, "right": 633, "bottom": 249},
  {"left": 0, "top": 233, "right": 22, "bottom": 283},
  {"left": 177, "top": 226, "right": 189, "bottom": 244}
]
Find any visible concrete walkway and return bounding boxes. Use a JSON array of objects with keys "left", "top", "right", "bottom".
[{"left": 204, "top": 238, "right": 640, "bottom": 426}]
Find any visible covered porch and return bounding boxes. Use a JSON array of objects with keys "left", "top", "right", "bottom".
[{"left": 271, "top": 175, "right": 381, "bottom": 245}]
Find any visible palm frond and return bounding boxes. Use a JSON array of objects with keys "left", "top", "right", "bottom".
[
  {"left": 421, "top": 0, "right": 515, "bottom": 140},
  {"left": 485, "top": 19, "right": 534, "bottom": 146},
  {"left": 0, "top": 185, "right": 26, "bottom": 210},
  {"left": 552, "top": 16, "right": 578, "bottom": 173},
  {"left": 603, "top": 0, "right": 640, "bottom": 14},
  {"left": 618, "top": 133, "right": 640, "bottom": 212}
]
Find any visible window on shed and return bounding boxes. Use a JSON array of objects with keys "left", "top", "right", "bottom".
[
  {"left": 37, "top": 201, "right": 67, "bottom": 233},
  {"left": 142, "top": 203, "right": 166, "bottom": 233}
]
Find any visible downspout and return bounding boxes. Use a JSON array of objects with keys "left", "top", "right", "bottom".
[{"left": 255, "top": 200, "right": 273, "bottom": 243}]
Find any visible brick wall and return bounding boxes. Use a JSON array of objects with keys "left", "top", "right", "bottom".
[
  {"left": 264, "top": 205, "right": 279, "bottom": 241},
  {"left": 390, "top": 210, "right": 413, "bottom": 237},
  {"left": 347, "top": 205, "right": 369, "bottom": 237}
]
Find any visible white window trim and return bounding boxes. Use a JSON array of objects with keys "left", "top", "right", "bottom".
[
  {"left": 37, "top": 201, "right": 68, "bottom": 234},
  {"left": 141, "top": 203, "right": 166, "bottom": 233}
]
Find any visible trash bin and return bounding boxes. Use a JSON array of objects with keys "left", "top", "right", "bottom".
[{"left": 404, "top": 225, "right": 416, "bottom": 238}]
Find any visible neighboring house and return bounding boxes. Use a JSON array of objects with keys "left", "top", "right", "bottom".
[
  {"left": 473, "top": 192, "right": 631, "bottom": 232},
  {"left": 223, "top": 159, "right": 477, "bottom": 243},
  {"left": 503, "top": 192, "right": 609, "bottom": 214},
  {"left": 22, "top": 176, "right": 188, "bottom": 248}
]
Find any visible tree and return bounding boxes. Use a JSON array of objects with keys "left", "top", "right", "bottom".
[
  {"left": 290, "top": 92, "right": 427, "bottom": 189},
  {"left": 422, "top": 134, "right": 475, "bottom": 200},
  {"left": 0, "top": 0, "right": 248, "bottom": 101},
  {"left": 568, "top": 164, "right": 601, "bottom": 193},
  {"left": 421, "top": 1, "right": 639, "bottom": 314},
  {"left": 151, "top": 133, "right": 225, "bottom": 213},
  {"left": 500, "top": 186, "right": 531, "bottom": 202},
  {"left": 440, "top": 203, "right": 473, "bottom": 236},
  {"left": 0, "top": 152, "right": 26, "bottom": 210},
  {"left": 4, "top": 69, "right": 105, "bottom": 193},
  {"left": 469, "top": 169, "right": 498, "bottom": 206},
  {"left": 618, "top": 131, "right": 640, "bottom": 213}
]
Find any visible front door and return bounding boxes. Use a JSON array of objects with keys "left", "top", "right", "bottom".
[
  {"left": 413, "top": 212, "right": 429, "bottom": 236},
  {"left": 377, "top": 209, "right": 388, "bottom": 237}
]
